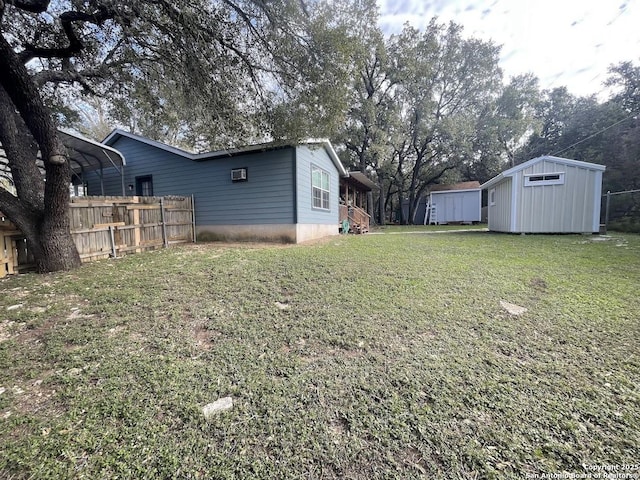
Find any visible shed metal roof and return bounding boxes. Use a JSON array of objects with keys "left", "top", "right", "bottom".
[
  {"left": 480, "top": 155, "right": 606, "bottom": 190},
  {"left": 430, "top": 181, "right": 481, "bottom": 192}
]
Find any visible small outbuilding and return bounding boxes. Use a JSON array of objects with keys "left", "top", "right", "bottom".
[
  {"left": 480, "top": 155, "right": 605, "bottom": 233},
  {"left": 427, "top": 181, "right": 481, "bottom": 225}
]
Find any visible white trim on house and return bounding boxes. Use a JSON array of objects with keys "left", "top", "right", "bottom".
[
  {"left": 304, "top": 138, "right": 349, "bottom": 177},
  {"left": 311, "top": 164, "right": 330, "bottom": 211},
  {"left": 103, "top": 129, "right": 195, "bottom": 158}
]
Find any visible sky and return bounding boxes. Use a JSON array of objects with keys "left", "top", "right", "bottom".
[{"left": 376, "top": 0, "right": 640, "bottom": 99}]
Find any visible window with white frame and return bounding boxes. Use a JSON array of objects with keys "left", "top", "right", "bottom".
[
  {"left": 311, "top": 165, "right": 330, "bottom": 210},
  {"left": 524, "top": 172, "right": 565, "bottom": 186},
  {"left": 489, "top": 188, "right": 496, "bottom": 206}
]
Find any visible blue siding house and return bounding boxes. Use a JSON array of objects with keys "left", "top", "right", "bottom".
[{"left": 86, "top": 130, "right": 348, "bottom": 243}]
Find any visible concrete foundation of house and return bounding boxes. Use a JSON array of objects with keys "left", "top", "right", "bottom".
[{"left": 196, "top": 224, "right": 338, "bottom": 244}]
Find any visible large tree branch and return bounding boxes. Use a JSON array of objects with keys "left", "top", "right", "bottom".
[
  {"left": 0, "top": 35, "right": 67, "bottom": 165},
  {"left": 0, "top": 86, "right": 45, "bottom": 211},
  {"left": 0, "top": 186, "right": 24, "bottom": 215},
  {"left": 0, "top": 187, "right": 40, "bottom": 236},
  {"left": 19, "top": 7, "right": 116, "bottom": 63},
  {"left": 32, "top": 66, "right": 109, "bottom": 87},
  {"left": 5, "top": 0, "right": 49, "bottom": 13}
]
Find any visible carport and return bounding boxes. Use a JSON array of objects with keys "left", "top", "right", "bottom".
[
  {"left": 59, "top": 130, "right": 126, "bottom": 195},
  {"left": 1, "top": 129, "right": 126, "bottom": 195}
]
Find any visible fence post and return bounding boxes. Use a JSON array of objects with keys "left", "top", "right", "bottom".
[
  {"left": 604, "top": 190, "right": 611, "bottom": 235},
  {"left": 108, "top": 225, "right": 117, "bottom": 258},
  {"left": 191, "top": 194, "right": 196, "bottom": 243},
  {"left": 160, "top": 197, "right": 168, "bottom": 248}
]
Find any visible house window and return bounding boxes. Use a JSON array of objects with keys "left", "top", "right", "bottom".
[
  {"left": 524, "top": 172, "right": 565, "bottom": 186},
  {"left": 489, "top": 188, "right": 496, "bottom": 206},
  {"left": 136, "top": 175, "right": 154, "bottom": 196},
  {"left": 311, "top": 165, "right": 330, "bottom": 210}
]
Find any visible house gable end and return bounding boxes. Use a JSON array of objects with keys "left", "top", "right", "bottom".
[
  {"left": 295, "top": 145, "right": 340, "bottom": 226},
  {"left": 103, "top": 129, "right": 195, "bottom": 159}
]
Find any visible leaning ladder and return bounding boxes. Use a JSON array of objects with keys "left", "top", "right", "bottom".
[{"left": 429, "top": 204, "right": 438, "bottom": 225}]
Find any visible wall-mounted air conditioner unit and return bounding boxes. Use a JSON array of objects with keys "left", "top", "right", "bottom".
[{"left": 231, "top": 168, "right": 247, "bottom": 182}]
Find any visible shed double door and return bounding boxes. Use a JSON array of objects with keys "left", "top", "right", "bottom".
[{"left": 438, "top": 194, "right": 464, "bottom": 222}]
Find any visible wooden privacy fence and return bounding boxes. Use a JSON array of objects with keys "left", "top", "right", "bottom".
[
  {"left": 1, "top": 215, "right": 21, "bottom": 277},
  {"left": 1, "top": 195, "right": 195, "bottom": 277}
]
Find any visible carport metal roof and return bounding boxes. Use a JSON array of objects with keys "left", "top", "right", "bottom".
[{"left": 0, "top": 129, "right": 126, "bottom": 195}]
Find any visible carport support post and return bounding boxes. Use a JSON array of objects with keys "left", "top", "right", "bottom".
[
  {"left": 98, "top": 165, "right": 105, "bottom": 195},
  {"left": 604, "top": 190, "right": 611, "bottom": 234}
]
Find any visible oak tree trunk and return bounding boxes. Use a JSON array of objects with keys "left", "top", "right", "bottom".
[{"left": 0, "top": 37, "right": 81, "bottom": 273}]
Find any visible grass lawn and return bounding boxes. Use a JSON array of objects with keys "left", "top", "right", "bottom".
[
  {"left": 1, "top": 231, "right": 639, "bottom": 479},
  {"left": 371, "top": 224, "right": 488, "bottom": 233}
]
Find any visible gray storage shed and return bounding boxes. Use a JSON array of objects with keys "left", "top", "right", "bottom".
[
  {"left": 428, "top": 181, "right": 481, "bottom": 225},
  {"left": 481, "top": 155, "right": 605, "bottom": 233}
]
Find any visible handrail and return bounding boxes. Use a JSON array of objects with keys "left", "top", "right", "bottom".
[
  {"left": 346, "top": 206, "right": 371, "bottom": 233},
  {"left": 339, "top": 204, "right": 370, "bottom": 219},
  {"left": 340, "top": 204, "right": 370, "bottom": 233},
  {"left": 350, "top": 204, "right": 370, "bottom": 219}
]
